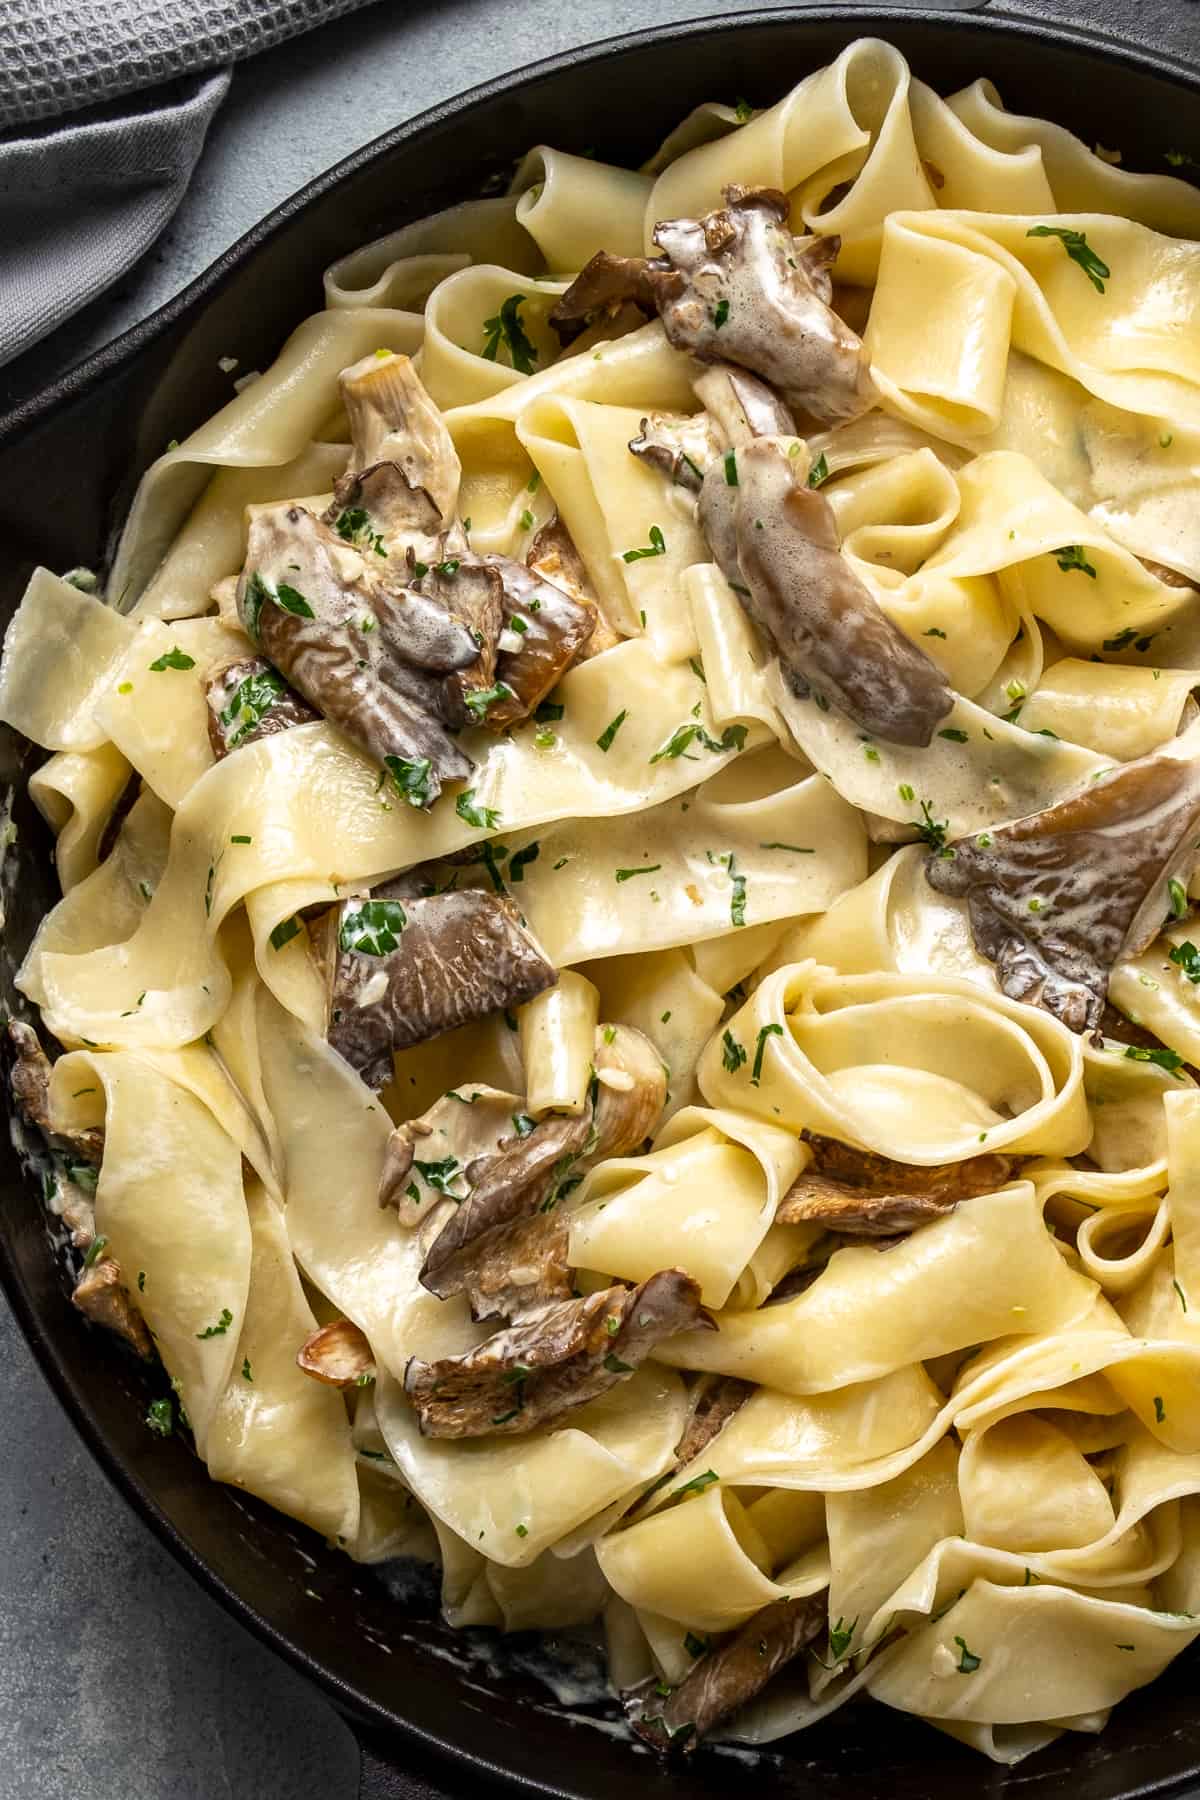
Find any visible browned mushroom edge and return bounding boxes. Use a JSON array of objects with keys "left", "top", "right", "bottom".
[
  {"left": 631, "top": 1592, "right": 828, "bottom": 1753},
  {"left": 335, "top": 350, "right": 461, "bottom": 528},
  {"left": 699, "top": 438, "right": 954, "bottom": 747},
  {"left": 403, "top": 1268, "right": 711, "bottom": 1438},
  {"left": 204, "top": 656, "right": 318, "bottom": 760},
  {"left": 776, "top": 1132, "right": 1017, "bottom": 1236},
  {"left": 296, "top": 1318, "right": 377, "bottom": 1388},
  {"left": 925, "top": 750, "right": 1200, "bottom": 1037},
  {"left": 552, "top": 186, "right": 876, "bottom": 427},
  {"left": 315, "top": 888, "right": 558, "bottom": 1091}
]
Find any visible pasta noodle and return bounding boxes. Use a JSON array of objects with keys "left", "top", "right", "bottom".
[{"left": 7, "top": 33, "right": 1200, "bottom": 1769}]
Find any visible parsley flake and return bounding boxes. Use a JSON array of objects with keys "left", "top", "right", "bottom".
[
  {"left": 807, "top": 452, "right": 830, "bottom": 488},
  {"left": 1053, "top": 544, "right": 1098, "bottom": 578},
  {"left": 269, "top": 916, "right": 302, "bottom": 952},
  {"left": 622, "top": 525, "right": 666, "bottom": 563},
  {"left": 751, "top": 1022, "right": 783, "bottom": 1086},
  {"left": 1026, "top": 224, "right": 1110, "bottom": 293},
  {"left": 149, "top": 646, "right": 196, "bottom": 672},
  {"left": 456, "top": 790, "right": 500, "bottom": 831},
  {"left": 596, "top": 709, "right": 627, "bottom": 752},
  {"left": 196, "top": 1308, "right": 233, "bottom": 1340},
  {"left": 615, "top": 864, "right": 661, "bottom": 883},
  {"left": 339, "top": 899, "right": 406, "bottom": 956},
  {"left": 481, "top": 295, "right": 538, "bottom": 374}
]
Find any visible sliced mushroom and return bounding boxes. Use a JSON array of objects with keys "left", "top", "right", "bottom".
[
  {"left": 673, "top": 1374, "right": 754, "bottom": 1471},
  {"left": 418, "top": 1110, "right": 592, "bottom": 1300},
  {"left": 378, "top": 1115, "right": 434, "bottom": 1210},
  {"left": 548, "top": 252, "right": 663, "bottom": 345},
  {"left": 326, "top": 461, "right": 448, "bottom": 570},
  {"left": 336, "top": 351, "right": 460, "bottom": 525},
  {"left": 72, "top": 1257, "right": 154, "bottom": 1359},
  {"left": 452, "top": 1210, "right": 575, "bottom": 1322},
  {"left": 632, "top": 1593, "right": 827, "bottom": 1753},
  {"left": 700, "top": 438, "right": 954, "bottom": 747},
  {"left": 296, "top": 1318, "right": 377, "bottom": 1388},
  {"left": 418, "top": 553, "right": 505, "bottom": 728},
  {"left": 237, "top": 502, "right": 479, "bottom": 804},
  {"left": 527, "top": 516, "right": 622, "bottom": 659},
  {"left": 6, "top": 1020, "right": 104, "bottom": 1163},
  {"left": 925, "top": 751, "right": 1200, "bottom": 1035},
  {"left": 403, "top": 1268, "right": 710, "bottom": 1438},
  {"left": 319, "top": 889, "right": 557, "bottom": 1089},
  {"left": 777, "top": 1133, "right": 1016, "bottom": 1236},
  {"left": 1138, "top": 556, "right": 1195, "bottom": 591},
  {"left": 692, "top": 363, "right": 796, "bottom": 443},
  {"left": 629, "top": 411, "right": 724, "bottom": 493},
  {"left": 205, "top": 656, "right": 318, "bottom": 759},
  {"left": 481, "top": 555, "right": 596, "bottom": 726},
  {"left": 551, "top": 187, "right": 875, "bottom": 426},
  {"left": 591, "top": 1024, "right": 669, "bottom": 1159}
]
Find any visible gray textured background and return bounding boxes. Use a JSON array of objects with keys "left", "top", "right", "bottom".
[{"left": 1, "top": 2, "right": 1196, "bottom": 1797}]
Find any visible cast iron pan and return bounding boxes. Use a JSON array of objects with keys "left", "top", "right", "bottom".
[{"left": 3, "top": 7, "right": 1200, "bottom": 1797}]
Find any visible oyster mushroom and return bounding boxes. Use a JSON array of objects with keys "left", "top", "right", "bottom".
[
  {"left": 629, "top": 411, "right": 725, "bottom": 493},
  {"left": 418, "top": 1109, "right": 593, "bottom": 1301},
  {"left": 6, "top": 1020, "right": 104, "bottom": 1164},
  {"left": 692, "top": 364, "right": 796, "bottom": 443},
  {"left": 591, "top": 1024, "right": 669, "bottom": 1159},
  {"left": 318, "top": 889, "right": 557, "bottom": 1090},
  {"left": 204, "top": 655, "right": 317, "bottom": 759},
  {"left": 71, "top": 1256, "right": 154, "bottom": 1359},
  {"left": 237, "top": 502, "right": 480, "bottom": 804},
  {"left": 335, "top": 350, "right": 460, "bottom": 526},
  {"left": 403, "top": 1268, "right": 710, "bottom": 1439},
  {"left": 925, "top": 749, "right": 1200, "bottom": 1035},
  {"left": 632, "top": 1593, "right": 827, "bottom": 1754},
  {"left": 479, "top": 556, "right": 597, "bottom": 727},
  {"left": 296, "top": 1318, "right": 376, "bottom": 1388},
  {"left": 418, "top": 553, "right": 505, "bottom": 729},
  {"left": 527, "top": 515, "right": 622, "bottom": 659},
  {"left": 672, "top": 1374, "right": 753, "bottom": 1471},
  {"left": 777, "top": 1133, "right": 1016, "bottom": 1236},
  {"left": 700, "top": 438, "right": 954, "bottom": 747},
  {"left": 551, "top": 187, "right": 875, "bottom": 426}
]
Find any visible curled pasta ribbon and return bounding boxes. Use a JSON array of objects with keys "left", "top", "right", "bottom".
[
  {"left": 568, "top": 1104, "right": 804, "bottom": 1309},
  {"left": 655, "top": 1186, "right": 1096, "bottom": 1397},
  {"left": 29, "top": 743, "right": 131, "bottom": 893},
  {"left": 323, "top": 194, "right": 539, "bottom": 310},
  {"left": 595, "top": 1482, "right": 828, "bottom": 1634},
  {"left": 700, "top": 958, "right": 1089, "bottom": 1164}
]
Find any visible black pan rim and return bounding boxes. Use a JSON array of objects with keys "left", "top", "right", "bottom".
[{"left": 4, "top": 6, "right": 1200, "bottom": 1793}]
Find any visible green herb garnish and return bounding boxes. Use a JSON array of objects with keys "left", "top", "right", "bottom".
[
  {"left": 148, "top": 646, "right": 196, "bottom": 672},
  {"left": 1026, "top": 223, "right": 1110, "bottom": 293},
  {"left": 481, "top": 294, "right": 538, "bottom": 374},
  {"left": 622, "top": 525, "right": 666, "bottom": 563},
  {"left": 751, "top": 1022, "right": 783, "bottom": 1086},
  {"left": 456, "top": 790, "right": 500, "bottom": 830},
  {"left": 196, "top": 1308, "right": 233, "bottom": 1340},
  {"left": 596, "top": 709, "right": 627, "bottom": 752},
  {"left": 339, "top": 899, "right": 406, "bottom": 957}
]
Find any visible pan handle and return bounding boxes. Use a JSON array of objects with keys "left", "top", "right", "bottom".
[{"left": 983, "top": 0, "right": 1200, "bottom": 69}]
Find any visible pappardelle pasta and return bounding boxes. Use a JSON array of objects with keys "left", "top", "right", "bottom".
[{"left": 10, "top": 34, "right": 1200, "bottom": 1766}]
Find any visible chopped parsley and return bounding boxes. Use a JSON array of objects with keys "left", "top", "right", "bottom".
[
  {"left": 334, "top": 507, "right": 387, "bottom": 557},
  {"left": 1103, "top": 627, "right": 1139, "bottom": 652},
  {"left": 509, "top": 842, "right": 540, "bottom": 882},
  {"left": 148, "top": 646, "right": 196, "bottom": 672},
  {"left": 724, "top": 450, "right": 738, "bottom": 486},
  {"left": 534, "top": 699, "right": 564, "bottom": 723},
  {"left": 414, "top": 1157, "right": 462, "bottom": 1195},
  {"left": 1168, "top": 877, "right": 1190, "bottom": 918},
  {"left": 751, "top": 1022, "right": 783, "bottom": 1086},
  {"left": 713, "top": 299, "right": 730, "bottom": 329},
  {"left": 596, "top": 709, "right": 627, "bottom": 752},
  {"left": 273, "top": 581, "right": 315, "bottom": 617},
  {"left": 923, "top": 626, "right": 947, "bottom": 639},
  {"left": 465, "top": 681, "right": 514, "bottom": 720},
  {"left": 511, "top": 1113, "right": 537, "bottom": 1138},
  {"left": 137, "top": 1271, "right": 146, "bottom": 1292},
  {"left": 1026, "top": 223, "right": 1110, "bottom": 293},
  {"left": 807, "top": 452, "right": 830, "bottom": 488},
  {"left": 954, "top": 1636, "right": 982, "bottom": 1674},
  {"left": 384, "top": 754, "right": 434, "bottom": 809},
  {"left": 456, "top": 790, "right": 500, "bottom": 830},
  {"left": 684, "top": 1632, "right": 709, "bottom": 1659},
  {"left": 674, "top": 1469, "right": 719, "bottom": 1500},
  {"left": 622, "top": 525, "right": 666, "bottom": 563},
  {"left": 338, "top": 899, "right": 406, "bottom": 956},
  {"left": 913, "top": 799, "right": 951, "bottom": 855},
  {"left": 1123, "top": 1044, "right": 1185, "bottom": 1076},
  {"left": 649, "top": 720, "right": 746, "bottom": 764},
  {"left": 1174, "top": 1279, "right": 1189, "bottom": 1312},
  {"left": 519, "top": 509, "right": 534, "bottom": 531},
  {"left": 615, "top": 864, "right": 661, "bottom": 882},
  {"left": 145, "top": 1398, "right": 174, "bottom": 1437},
  {"left": 196, "top": 1308, "right": 233, "bottom": 1340},
  {"left": 734, "top": 96, "right": 753, "bottom": 122},
  {"left": 242, "top": 1359, "right": 254, "bottom": 1382},
  {"left": 828, "top": 1616, "right": 858, "bottom": 1661},
  {"left": 515, "top": 1523, "right": 529, "bottom": 1538},
  {"left": 603, "top": 1352, "right": 634, "bottom": 1374},
  {"left": 230, "top": 834, "right": 252, "bottom": 845},
  {"left": 481, "top": 294, "right": 538, "bottom": 374},
  {"left": 760, "top": 841, "right": 813, "bottom": 853},
  {"left": 82, "top": 1235, "right": 109, "bottom": 1269},
  {"left": 938, "top": 727, "right": 968, "bottom": 743},
  {"left": 1053, "top": 544, "right": 1098, "bottom": 578},
  {"left": 1154, "top": 1395, "right": 1167, "bottom": 1423},
  {"left": 434, "top": 558, "right": 461, "bottom": 578},
  {"left": 269, "top": 915, "right": 302, "bottom": 952}
]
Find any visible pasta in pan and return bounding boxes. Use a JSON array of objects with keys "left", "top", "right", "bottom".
[{"left": 10, "top": 33, "right": 1200, "bottom": 1765}]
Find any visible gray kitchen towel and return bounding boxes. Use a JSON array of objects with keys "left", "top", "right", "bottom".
[{"left": 0, "top": 1, "right": 380, "bottom": 368}]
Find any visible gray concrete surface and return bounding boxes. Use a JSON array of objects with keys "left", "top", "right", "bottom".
[{"left": 0, "top": 1, "right": 1194, "bottom": 1796}]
